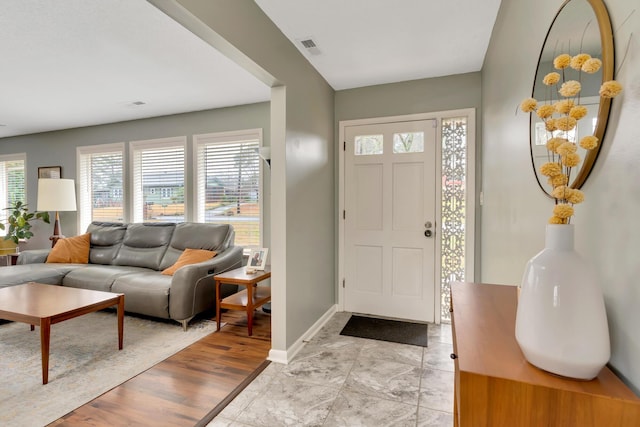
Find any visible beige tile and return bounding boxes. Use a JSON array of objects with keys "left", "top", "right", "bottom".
[
  {"left": 345, "top": 358, "right": 422, "bottom": 404},
  {"left": 324, "top": 388, "right": 418, "bottom": 427},
  {"left": 235, "top": 375, "right": 340, "bottom": 426},
  {"left": 218, "top": 312, "right": 455, "bottom": 426}
]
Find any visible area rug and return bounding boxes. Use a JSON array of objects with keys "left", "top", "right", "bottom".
[
  {"left": 0, "top": 311, "right": 218, "bottom": 427},
  {"left": 340, "top": 315, "right": 428, "bottom": 347}
]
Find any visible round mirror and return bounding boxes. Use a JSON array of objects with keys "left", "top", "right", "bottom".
[{"left": 530, "top": 0, "right": 614, "bottom": 196}]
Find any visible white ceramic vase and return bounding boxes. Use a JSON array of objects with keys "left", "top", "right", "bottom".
[{"left": 515, "top": 224, "right": 610, "bottom": 380}]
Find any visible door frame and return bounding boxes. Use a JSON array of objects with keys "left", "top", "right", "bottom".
[{"left": 338, "top": 109, "right": 476, "bottom": 324}]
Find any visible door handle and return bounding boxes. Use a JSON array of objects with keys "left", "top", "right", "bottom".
[{"left": 424, "top": 221, "right": 434, "bottom": 238}]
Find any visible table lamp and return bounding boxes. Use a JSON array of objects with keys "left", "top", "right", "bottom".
[{"left": 37, "top": 178, "right": 77, "bottom": 247}]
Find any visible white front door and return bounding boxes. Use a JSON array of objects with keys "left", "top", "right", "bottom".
[{"left": 344, "top": 120, "right": 437, "bottom": 322}]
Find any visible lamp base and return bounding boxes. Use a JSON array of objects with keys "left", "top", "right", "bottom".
[{"left": 50, "top": 211, "right": 65, "bottom": 248}]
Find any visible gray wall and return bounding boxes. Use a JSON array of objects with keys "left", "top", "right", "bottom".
[
  {"left": 335, "top": 72, "right": 482, "bottom": 122},
  {"left": 482, "top": 0, "right": 640, "bottom": 392},
  {"left": 169, "top": 0, "right": 336, "bottom": 352},
  {"left": 0, "top": 102, "right": 270, "bottom": 251}
]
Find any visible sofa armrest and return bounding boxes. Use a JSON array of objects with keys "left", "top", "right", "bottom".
[
  {"left": 17, "top": 249, "right": 51, "bottom": 265},
  {"left": 168, "top": 246, "right": 244, "bottom": 320}
]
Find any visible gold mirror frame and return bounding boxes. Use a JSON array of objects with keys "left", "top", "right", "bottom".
[{"left": 530, "top": 0, "right": 614, "bottom": 196}]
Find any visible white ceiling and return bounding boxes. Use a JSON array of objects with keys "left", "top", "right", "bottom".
[
  {"left": 0, "top": 0, "right": 501, "bottom": 139},
  {"left": 255, "top": 0, "right": 502, "bottom": 90}
]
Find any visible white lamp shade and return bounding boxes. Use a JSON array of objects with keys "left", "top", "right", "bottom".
[{"left": 37, "top": 179, "right": 77, "bottom": 211}]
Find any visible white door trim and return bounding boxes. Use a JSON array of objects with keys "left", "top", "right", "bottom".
[{"left": 338, "top": 109, "right": 476, "bottom": 323}]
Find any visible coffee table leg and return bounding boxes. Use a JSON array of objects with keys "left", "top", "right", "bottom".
[
  {"left": 40, "top": 317, "right": 51, "bottom": 385},
  {"left": 117, "top": 295, "right": 124, "bottom": 350}
]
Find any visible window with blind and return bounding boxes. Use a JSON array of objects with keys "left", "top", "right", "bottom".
[
  {"left": 130, "top": 137, "right": 186, "bottom": 223},
  {"left": 0, "top": 154, "right": 26, "bottom": 237},
  {"left": 194, "top": 130, "right": 262, "bottom": 248},
  {"left": 77, "top": 143, "right": 125, "bottom": 233}
]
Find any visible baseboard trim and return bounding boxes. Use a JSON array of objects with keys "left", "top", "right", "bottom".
[{"left": 267, "top": 304, "right": 337, "bottom": 364}]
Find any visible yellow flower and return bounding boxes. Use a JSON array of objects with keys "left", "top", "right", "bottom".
[
  {"left": 548, "top": 174, "right": 569, "bottom": 187},
  {"left": 599, "top": 80, "right": 623, "bottom": 98},
  {"left": 570, "top": 53, "right": 591, "bottom": 70},
  {"left": 556, "top": 141, "right": 577, "bottom": 156},
  {"left": 545, "top": 119, "right": 557, "bottom": 132},
  {"left": 525, "top": 53, "right": 624, "bottom": 226},
  {"left": 553, "top": 204, "right": 574, "bottom": 219},
  {"left": 536, "top": 104, "right": 555, "bottom": 119},
  {"left": 546, "top": 137, "right": 566, "bottom": 153},
  {"left": 520, "top": 98, "right": 537, "bottom": 112},
  {"left": 569, "top": 105, "right": 588, "bottom": 120},
  {"left": 556, "top": 116, "right": 577, "bottom": 131},
  {"left": 559, "top": 80, "right": 581, "bottom": 97},
  {"left": 549, "top": 215, "right": 567, "bottom": 224},
  {"left": 555, "top": 99, "right": 575, "bottom": 114},
  {"left": 562, "top": 152, "right": 581, "bottom": 167},
  {"left": 554, "top": 54, "right": 572, "bottom": 69},
  {"left": 579, "top": 135, "right": 598, "bottom": 150},
  {"left": 567, "top": 189, "right": 585, "bottom": 204},
  {"left": 543, "top": 72, "right": 561, "bottom": 85},
  {"left": 551, "top": 186, "right": 570, "bottom": 200},
  {"left": 582, "top": 58, "right": 602, "bottom": 73},
  {"left": 540, "top": 162, "right": 562, "bottom": 177}
]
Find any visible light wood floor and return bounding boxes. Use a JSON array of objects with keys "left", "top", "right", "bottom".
[{"left": 49, "top": 309, "right": 272, "bottom": 427}]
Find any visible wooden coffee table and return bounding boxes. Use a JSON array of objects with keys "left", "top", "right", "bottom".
[{"left": 0, "top": 282, "right": 124, "bottom": 384}]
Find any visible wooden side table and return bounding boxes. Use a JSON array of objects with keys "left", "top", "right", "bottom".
[
  {"left": 214, "top": 266, "right": 271, "bottom": 336},
  {"left": 451, "top": 282, "right": 640, "bottom": 426}
]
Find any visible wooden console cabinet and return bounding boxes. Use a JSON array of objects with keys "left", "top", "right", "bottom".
[{"left": 451, "top": 282, "right": 640, "bottom": 427}]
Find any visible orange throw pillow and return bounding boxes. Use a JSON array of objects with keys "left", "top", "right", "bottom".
[
  {"left": 46, "top": 233, "right": 91, "bottom": 264},
  {"left": 161, "top": 248, "right": 217, "bottom": 276}
]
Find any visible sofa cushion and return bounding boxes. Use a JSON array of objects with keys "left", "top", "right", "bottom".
[
  {"left": 113, "top": 223, "right": 175, "bottom": 270},
  {"left": 87, "top": 222, "right": 127, "bottom": 265},
  {"left": 111, "top": 272, "right": 172, "bottom": 319},
  {"left": 0, "top": 264, "right": 82, "bottom": 287},
  {"left": 161, "top": 248, "right": 217, "bottom": 276},
  {"left": 62, "top": 265, "right": 150, "bottom": 292},
  {"left": 46, "top": 233, "right": 91, "bottom": 264},
  {"left": 159, "top": 222, "right": 233, "bottom": 270}
]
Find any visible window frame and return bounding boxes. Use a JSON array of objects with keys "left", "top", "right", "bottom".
[
  {"left": 129, "top": 136, "right": 187, "bottom": 224},
  {"left": 76, "top": 142, "right": 126, "bottom": 233},
  {"left": 0, "top": 153, "right": 27, "bottom": 238},
  {"left": 193, "top": 129, "right": 264, "bottom": 249}
]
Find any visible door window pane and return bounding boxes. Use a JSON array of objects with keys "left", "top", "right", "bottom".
[
  {"left": 393, "top": 132, "right": 424, "bottom": 153},
  {"left": 440, "top": 117, "right": 467, "bottom": 322},
  {"left": 355, "top": 134, "right": 383, "bottom": 155}
]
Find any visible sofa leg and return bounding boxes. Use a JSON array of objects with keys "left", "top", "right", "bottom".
[{"left": 178, "top": 317, "right": 193, "bottom": 331}]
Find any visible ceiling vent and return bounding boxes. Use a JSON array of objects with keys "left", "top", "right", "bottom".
[
  {"left": 298, "top": 37, "right": 322, "bottom": 56},
  {"left": 124, "top": 101, "right": 147, "bottom": 108}
]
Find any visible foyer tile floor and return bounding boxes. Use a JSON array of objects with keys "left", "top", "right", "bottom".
[{"left": 207, "top": 312, "right": 454, "bottom": 427}]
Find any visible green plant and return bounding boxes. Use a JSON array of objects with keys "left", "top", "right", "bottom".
[{"left": 0, "top": 201, "right": 50, "bottom": 244}]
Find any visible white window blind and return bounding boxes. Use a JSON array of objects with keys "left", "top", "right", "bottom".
[
  {"left": 77, "top": 143, "right": 125, "bottom": 233},
  {"left": 0, "top": 154, "right": 26, "bottom": 237},
  {"left": 130, "top": 137, "right": 186, "bottom": 223},
  {"left": 195, "top": 130, "right": 262, "bottom": 248}
]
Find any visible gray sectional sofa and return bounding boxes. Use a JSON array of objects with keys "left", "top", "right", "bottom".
[{"left": 0, "top": 221, "right": 243, "bottom": 329}]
